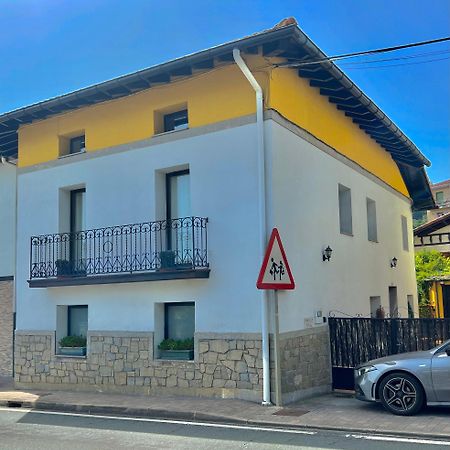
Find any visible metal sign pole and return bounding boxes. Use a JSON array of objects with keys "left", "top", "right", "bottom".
[{"left": 273, "top": 289, "right": 282, "bottom": 406}]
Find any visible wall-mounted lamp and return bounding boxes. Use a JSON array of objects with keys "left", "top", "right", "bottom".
[
  {"left": 390, "top": 257, "right": 398, "bottom": 268},
  {"left": 322, "top": 246, "right": 333, "bottom": 262}
]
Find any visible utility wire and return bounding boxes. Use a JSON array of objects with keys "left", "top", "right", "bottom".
[
  {"left": 277, "top": 36, "right": 450, "bottom": 68},
  {"left": 337, "top": 48, "right": 450, "bottom": 66},
  {"left": 341, "top": 55, "right": 450, "bottom": 70}
]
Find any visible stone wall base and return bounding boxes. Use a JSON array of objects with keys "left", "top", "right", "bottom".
[
  {"left": 14, "top": 331, "right": 263, "bottom": 403},
  {"left": 14, "top": 327, "right": 332, "bottom": 404},
  {"left": 0, "top": 280, "right": 14, "bottom": 376},
  {"left": 278, "top": 325, "right": 332, "bottom": 404}
]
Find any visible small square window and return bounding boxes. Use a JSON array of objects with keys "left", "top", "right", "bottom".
[
  {"left": 69, "top": 135, "right": 86, "bottom": 154},
  {"left": 435, "top": 191, "right": 444, "bottom": 205},
  {"left": 163, "top": 110, "right": 188, "bottom": 132}
]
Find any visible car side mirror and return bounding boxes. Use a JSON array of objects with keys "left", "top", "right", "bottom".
[{"left": 446, "top": 348, "right": 450, "bottom": 357}]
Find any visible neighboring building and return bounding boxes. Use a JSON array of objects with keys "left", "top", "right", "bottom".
[
  {"left": 414, "top": 213, "right": 450, "bottom": 257},
  {"left": 0, "top": 158, "right": 16, "bottom": 376},
  {"left": 428, "top": 179, "right": 450, "bottom": 221},
  {"left": 1, "top": 20, "right": 434, "bottom": 403},
  {"left": 414, "top": 179, "right": 450, "bottom": 226}
]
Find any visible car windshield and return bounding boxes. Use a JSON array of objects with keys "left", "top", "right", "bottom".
[{"left": 430, "top": 339, "right": 450, "bottom": 352}]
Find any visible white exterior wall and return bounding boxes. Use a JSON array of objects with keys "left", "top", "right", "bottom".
[
  {"left": 267, "top": 119, "right": 418, "bottom": 333},
  {"left": 0, "top": 162, "right": 16, "bottom": 277},
  {"left": 16, "top": 123, "right": 263, "bottom": 334}
]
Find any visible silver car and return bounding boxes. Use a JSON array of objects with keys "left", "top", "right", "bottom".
[{"left": 355, "top": 339, "right": 450, "bottom": 415}]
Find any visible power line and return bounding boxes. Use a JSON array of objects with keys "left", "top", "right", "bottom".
[
  {"left": 277, "top": 36, "right": 450, "bottom": 68},
  {"left": 337, "top": 48, "right": 450, "bottom": 66},
  {"left": 341, "top": 56, "right": 450, "bottom": 70}
]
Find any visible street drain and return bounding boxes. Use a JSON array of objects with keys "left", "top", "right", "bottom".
[
  {"left": 7, "top": 401, "right": 23, "bottom": 408},
  {"left": 273, "top": 409, "right": 309, "bottom": 417}
]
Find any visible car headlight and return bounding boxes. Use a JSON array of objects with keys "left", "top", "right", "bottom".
[{"left": 356, "top": 365, "right": 377, "bottom": 377}]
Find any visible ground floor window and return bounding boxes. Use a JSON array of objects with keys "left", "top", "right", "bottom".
[
  {"left": 68, "top": 305, "right": 88, "bottom": 337},
  {"left": 56, "top": 305, "right": 88, "bottom": 356},
  {"left": 164, "top": 302, "right": 195, "bottom": 340},
  {"left": 155, "top": 301, "right": 195, "bottom": 360}
]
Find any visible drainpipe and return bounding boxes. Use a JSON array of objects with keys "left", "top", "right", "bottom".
[{"left": 232, "top": 48, "right": 271, "bottom": 405}]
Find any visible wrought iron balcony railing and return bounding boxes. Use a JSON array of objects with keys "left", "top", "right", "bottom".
[{"left": 30, "top": 217, "right": 208, "bottom": 280}]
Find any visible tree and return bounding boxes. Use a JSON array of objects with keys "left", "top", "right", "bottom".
[{"left": 415, "top": 250, "right": 450, "bottom": 306}]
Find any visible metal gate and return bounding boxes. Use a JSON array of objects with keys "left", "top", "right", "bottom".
[{"left": 328, "top": 317, "right": 450, "bottom": 390}]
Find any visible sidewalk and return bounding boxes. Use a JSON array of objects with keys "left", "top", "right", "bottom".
[{"left": 1, "top": 377, "right": 449, "bottom": 439}]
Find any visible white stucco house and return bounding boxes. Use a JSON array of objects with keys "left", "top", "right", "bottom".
[
  {"left": 0, "top": 158, "right": 16, "bottom": 376},
  {"left": 1, "top": 19, "right": 434, "bottom": 404}
]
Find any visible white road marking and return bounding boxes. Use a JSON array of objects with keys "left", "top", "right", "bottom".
[
  {"left": 0, "top": 406, "right": 316, "bottom": 435},
  {"left": 347, "top": 433, "right": 450, "bottom": 446}
]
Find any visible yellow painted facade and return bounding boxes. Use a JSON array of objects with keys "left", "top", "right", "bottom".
[
  {"left": 429, "top": 280, "right": 450, "bottom": 318},
  {"left": 18, "top": 55, "right": 409, "bottom": 197}
]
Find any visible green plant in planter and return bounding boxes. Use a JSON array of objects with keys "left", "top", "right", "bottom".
[
  {"left": 55, "top": 259, "right": 73, "bottom": 276},
  {"left": 59, "top": 335, "right": 87, "bottom": 348},
  {"left": 158, "top": 338, "right": 194, "bottom": 360},
  {"left": 158, "top": 338, "right": 194, "bottom": 350}
]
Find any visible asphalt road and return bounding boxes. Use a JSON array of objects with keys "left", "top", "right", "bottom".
[{"left": 0, "top": 407, "right": 449, "bottom": 450}]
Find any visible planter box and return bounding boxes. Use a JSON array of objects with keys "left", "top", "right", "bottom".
[
  {"left": 159, "top": 349, "right": 194, "bottom": 360},
  {"left": 58, "top": 347, "right": 86, "bottom": 357}
]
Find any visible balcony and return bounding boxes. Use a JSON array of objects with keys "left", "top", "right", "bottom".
[{"left": 28, "top": 217, "right": 209, "bottom": 287}]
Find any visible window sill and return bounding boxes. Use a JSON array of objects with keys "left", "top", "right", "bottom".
[
  {"left": 340, "top": 231, "right": 354, "bottom": 237},
  {"left": 58, "top": 149, "right": 86, "bottom": 159},
  {"left": 154, "top": 358, "right": 195, "bottom": 364},
  {"left": 153, "top": 127, "right": 189, "bottom": 138},
  {"left": 55, "top": 354, "right": 87, "bottom": 360},
  {"left": 368, "top": 239, "right": 379, "bottom": 244}
]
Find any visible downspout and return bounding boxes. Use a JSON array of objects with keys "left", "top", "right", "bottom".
[{"left": 232, "top": 48, "right": 271, "bottom": 405}]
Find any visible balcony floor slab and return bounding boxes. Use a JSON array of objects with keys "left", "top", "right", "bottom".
[{"left": 28, "top": 269, "right": 210, "bottom": 288}]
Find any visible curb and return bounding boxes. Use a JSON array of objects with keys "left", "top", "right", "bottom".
[{"left": 1, "top": 399, "right": 450, "bottom": 441}]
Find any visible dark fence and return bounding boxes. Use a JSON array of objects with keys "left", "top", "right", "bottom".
[
  {"left": 329, "top": 317, "right": 450, "bottom": 389},
  {"left": 30, "top": 216, "right": 208, "bottom": 279}
]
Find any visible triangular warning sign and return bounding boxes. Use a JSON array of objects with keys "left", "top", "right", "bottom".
[{"left": 257, "top": 228, "right": 295, "bottom": 290}]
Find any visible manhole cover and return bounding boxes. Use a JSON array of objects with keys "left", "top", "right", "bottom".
[{"left": 273, "top": 409, "right": 309, "bottom": 417}]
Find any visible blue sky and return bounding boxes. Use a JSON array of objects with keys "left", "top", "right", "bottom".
[{"left": 1, "top": 0, "right": 448, "bottom": 182}]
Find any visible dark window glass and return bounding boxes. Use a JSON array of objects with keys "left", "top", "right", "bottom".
[
  {"left": 164, "top": 110, "right": 188, "bottom": 132},
  {"left": 68, "top": 305, "right": 88, "bottom": 337},
  {"left": 70, "top": 135, "right": 86, "bottom": 154},
  {"left": 164, "top": 302, "right": 194, "bottom": 340}
]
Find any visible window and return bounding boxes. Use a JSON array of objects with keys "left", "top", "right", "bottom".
[
  {"left": 164, "top": 109, "right": 188, "bottom": 132},
  {"left": 435, "top": 191, "right": 444, "bottom": 205},
  {"left": 56, "top": 304, "right": 88, "bottom": 353},
  {"left": 366, "top": 198, "right": 377, "bottom": 242},
  {"left": 401, "top": 215, "right": 409, "bottom": 251},
  {"left": 164, "top": 302, "right": 195, "bottom": 341},
  {"left": 70, "top": 189, "right": 86, "bottom": 272},
  {"left": 370, "top": 296, "right": 381, "bottom": 318},
  {"left": 407, "top": 295, "right": 414, "bottom": 318},
  {"left": 338, "top": 184, "right": 352, "bottom": 235},
  {"left": 59, "top": 132, "right": 86, "bottom": 157},
  {"left": 69, "top": 135, "right": 86, "bottom": 154},
  {"left": 68, "top": 305, "right": 88, "bottom": 337},
  {"left": 389, "top": 287, "right": 398, "bottom": 318}
]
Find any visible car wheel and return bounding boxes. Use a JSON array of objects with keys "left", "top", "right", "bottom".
[{"left": 379, "top": 372, "right": 424, "bottom": 416}]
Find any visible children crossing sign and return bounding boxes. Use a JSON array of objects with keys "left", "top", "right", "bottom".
[{"left": 257, "top": 228, "right": 295, "bottom": 290}]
